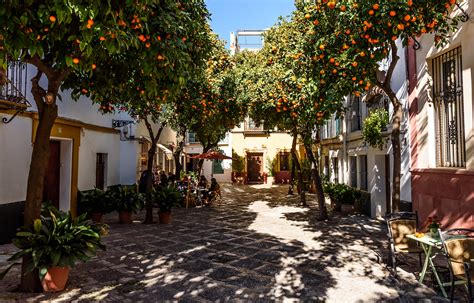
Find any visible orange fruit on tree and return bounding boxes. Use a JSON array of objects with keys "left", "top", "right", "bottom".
[
  {"left": 327, "top": 2, "right": 336, "bottom": 9},
  {"left": 372, "top": 4, "right": 379, "bottom": 10},
  {"left": 368, "top": 10, "right": 374, "bottom": 15},
  {"left": 360, "top": 51, "right": 366, "bottom": 57},
  {"left": 389, "top": 11, "right": 396, "bottom": 17},
  {"left": 49, "top": 15, "right": 56, "bottom": 22},
  {"left": 313, "top": 19, "right": 319, "bottom": 25},
  {"left": 319, "top": 44, "right": 325, "bottom": 50},
  {"left": 397, "top": 24, "right": 405, "bottom": 30},
  {"left": 99, "top": 36, "right": 106, "bottom": 41},
  {"left": 340, "top": 5, "right": 346, "bottom": 11},
  {"left": 352, "top": 61, "right": 358, "bottom": 67},
  {"left": 329, "top": 58, "right": 335, "bottom": 63},
  {"left": 407, "top": 0, "right": 413, "bottom": 6},
  {"left": 404, "top": 14, "right": 411, "bottom": 22},
  {"left": 91, "top": 64, "right": 97, "bottom": 69},
  {"left": 87, "top": 19, "right": 94, "bottom": 29},
  {"left": 72, "top": 58, "right": 80, "bottom": 64},
  {"left": 305, "top": 13, "right": 311, "bottom": 19}
]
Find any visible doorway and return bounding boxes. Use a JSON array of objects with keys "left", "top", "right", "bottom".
[
  {"left": 43, "top": 140, "right": 61, "bottom": 209},
  {"left": 247, "top": 153, "right": 263, "bottom": 183}
]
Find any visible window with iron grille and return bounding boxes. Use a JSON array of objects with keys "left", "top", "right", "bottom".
[
  {"left": 432, "top": 47, "right": 466, "bottom": 168},
  {"left": 350, "top": 156, "right": 357, "bottom": 187}
]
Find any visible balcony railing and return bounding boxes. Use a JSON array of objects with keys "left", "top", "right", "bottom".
[{"left": 0, "top": 61, "right": 30, "bottom": 123}]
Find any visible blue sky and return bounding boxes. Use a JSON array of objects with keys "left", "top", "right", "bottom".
[{"left": 205, "top": 0, "right": 295, "bottom": 48}]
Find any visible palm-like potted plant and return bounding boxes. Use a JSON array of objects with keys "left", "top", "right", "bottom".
[
  {"left": 78, "top": 188, "right": 110, "bottom": 223},
  {"left": 152, "top": 186, "right": 181, "bottom": 224},
  {"left": 6, "top": 206, "right": 106, "bottom": 292},
  {"left": 109, "top": 185, "right": 144, "bottom": 224}
]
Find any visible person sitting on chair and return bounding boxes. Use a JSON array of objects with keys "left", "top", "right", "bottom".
[{"left": 207, "top": 178, "right": 220, "bottom": 205}]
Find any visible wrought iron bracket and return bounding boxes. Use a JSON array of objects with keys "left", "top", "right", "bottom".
[
  {"left": 112, "top": 119, "right": 134, "bottom": 128},
  {"left": 456, "top": 3, "right": 470, "bottom": 23},
  {"left": 412, "top": 37, "right": 421, "bottom": 50},
  {"left": 1, "top": 108, "right": 24, "bottom": 124}
]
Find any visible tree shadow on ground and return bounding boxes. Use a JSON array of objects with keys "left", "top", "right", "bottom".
[{"left": 0, "top": 185, "right": 443, "bottom": 302}]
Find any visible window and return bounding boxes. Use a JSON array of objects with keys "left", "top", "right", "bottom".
[
  {"left": 187, "top": 132, "right": 198, "bottom": 144},
  {"left": 358, "top": 155, "right": 367, "bottom": 191},
  {"left": 332, "top": 157, "right": 339, "bottom": 183},
  {"left": 433, "top": 47, "right": 466, "bottom": 167},
  {"left": 96, "top": 153, "right": 107, "bottom": 190},
  {"left": 213, "top": 160, "right": 224, "bottom": 174},
  {"left": 139, "top": 142, "right": 149, "bottom": 172},
  {"left": 350, "top": 95, "right": 362, "bottom": 132},
  {"left": 279, "top": 152, "right": 290, "bottom": 171},
  {"left": 350, "top": 156, "right": 357, "bottom": 187}
]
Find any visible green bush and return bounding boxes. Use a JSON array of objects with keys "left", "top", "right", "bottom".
[
  {"left": 362, "top": 109, "right": 389, "bottom": 149},
  {"left": 78, "top": 188, "right": 111, "bottom": 215},
  {"left": 6, "top": 206, "right": 106, "bottom": 281},
  {"left": 108, "top": 185, "right": 144, "bottom": 213},
  {"left": 232, "top": 149, "right": 245, "bottom": 173},
  {"left": 324, "top": 182, "right": 361, "bottom": 206},
  {"left": 152, "top": 186, "right": 182, "bottom": 213}
]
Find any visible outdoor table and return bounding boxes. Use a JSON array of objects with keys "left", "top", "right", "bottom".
[
  {"left": 406, "top": 233, "right": 448, "bottom": 298},
  {"left": 196, "top": 188, "right": 209, "bottom": 207}
]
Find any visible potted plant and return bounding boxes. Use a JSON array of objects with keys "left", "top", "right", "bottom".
[
  {"left": 109, "top": 185, "right": 144, "bottom": 224},
  {"left": 152, "top": 186, "right": 181, "bottom": 224},
  {"left": 78, "top": 188, "right": 110, "bottom": 223},
  {"left": 5, "top": 206, "right": 106, "bottom": 292},
  {"left": 427, "top": 216, "right": 441, "bottom": 238}
]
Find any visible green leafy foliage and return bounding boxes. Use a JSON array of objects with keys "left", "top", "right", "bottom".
[
  {"left": 107, "top": 185, "right": 144, "bottom": 213},
  {"left": 362, "top": 109, "right": 389, "bottom": 149},
  {"left": 7, "top": 206, "right": 106, "bottom": 281},
  {"left": 77, "top": 188, "right": 111, "bottom": 215},
  {"left": 231, "top": 149, "right": 245, "bottom": 173},
  {"left": 323, "top": 182, "right": 362, "bottom": 206},
  {"left": 152, "top": 186, "right": 182, "bottom": 213}
]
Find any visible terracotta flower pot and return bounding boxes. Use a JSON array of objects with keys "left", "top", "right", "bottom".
[
  {"left": 341, "top": 204, "right": 355, "bottom": 215},
  {"left": 158, "top": 211, "right": 172, "bottom": 224},
  {"left": 119, "top": 211, "right": 133, "bottom": 224},
  {"left": 91, "top": 212, "right": 103, "bottom": 223},
  {"left": 41, "top": 266, "right": 70, "bottom": 292}
]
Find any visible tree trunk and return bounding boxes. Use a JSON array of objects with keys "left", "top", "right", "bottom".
[
  {"left": 288, "top": 132, "right": 297, "bottom": 195},
  {"left": 173, "top": 126, "right": 186, "bottom": 176},
  {"left": 144, "top": 142, "right": 157, "bottom": 224},
  {"left": 378, "top": 41, "right": 402, "bottom": 214},
  {"left": 21, "top": 74, "right": 60, "bottom": 292},
  {"left": 390, "top": 102, "right": 403, "bottom": 213},
  {"left": 290, "top": 129, "right": 306, "bottom": 206},
  {"left": 305, "top": 143, "right": 328, "bottom": 220},
  {"left": 143, "top": 119, "right": 165, "bottom": 224}
]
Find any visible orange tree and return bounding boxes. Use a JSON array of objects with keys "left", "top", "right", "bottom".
[
  {"left": 0, "top": 1, "right": 174, "bottom": 291},
  {"left": 235, "top": 19, "right": 346, "bottom": 219},
  {"left": 296, "top": 0, "right": 463, "bottom": 212},
  {"left": 67, "top": 2, "right": 212, "bottom": 224},
  {"left": 165, "top": 35, "right": 244, "bottom": 176}
]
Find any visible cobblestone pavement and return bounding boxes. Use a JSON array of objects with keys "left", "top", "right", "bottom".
[{"left": 1, "top": 184, "right": 447, "bottom": 302}]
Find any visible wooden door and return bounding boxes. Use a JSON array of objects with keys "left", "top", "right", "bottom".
[
  {"left": 43, "top": 140, "right": 61, "bottom": 209},
  {"left": 96, "top": 153, "right": 106, "bottom": 190},
  {"left": 247, "top": 153, "right": 263, "bottom": 183}
]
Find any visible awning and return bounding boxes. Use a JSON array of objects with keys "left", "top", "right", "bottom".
[{"left": 157, "top": 143, "right": 173, "bottom": 160}]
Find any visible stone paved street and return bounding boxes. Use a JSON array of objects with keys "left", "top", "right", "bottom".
[{"left": 1, "top": 185, "right": 445, "bottom": 302}]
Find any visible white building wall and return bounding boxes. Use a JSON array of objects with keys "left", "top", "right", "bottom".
[
  {"left": 78, "top": 129, "right": 121, "bottom": 191},
  {"left": 0, "top": 116, "right": 32, "bottom": 204}
]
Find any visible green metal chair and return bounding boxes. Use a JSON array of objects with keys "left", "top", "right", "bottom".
[
  {"left": 386, "top": 212, "right": 423, "bottom": 275},
  {"left": 439, "top": 228, "right": 474, "bottom": 302}
]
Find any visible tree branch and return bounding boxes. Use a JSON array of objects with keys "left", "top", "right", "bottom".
[
  {"left": 24, "top": 55, "right": 55, "bottom": 79},
  {"left": 383, "top": 41, "right": 399, "bottom": 92},
  {"left": 143, "top": 116, "right": 155, "bottom": 143}
]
